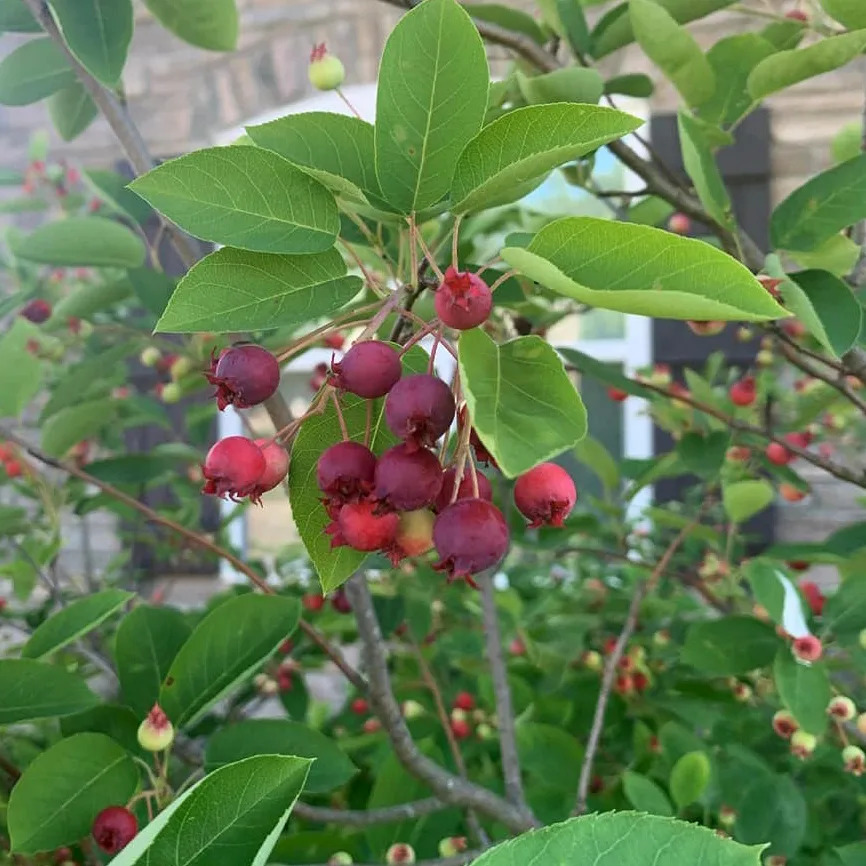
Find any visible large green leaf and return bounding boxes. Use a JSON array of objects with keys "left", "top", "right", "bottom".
[
  {"left": 735, "top": 775, "right": 807, "bottom": 857},
  {"left": 677, "top": 110, "right": 732, "bottom": 228},
  {"left": 374, "top": 0, "right": 489, "bottom": 213},
  {"left": 7, "top": 734, "right": 138, "bottom": 854},
  {"left": 0, "top": 0, "right": 40, "bottom": 31},
  {"left": 824, "top": 578, "right": 866, "bottom": 638},
  {"left": 41, "top": 399, "right": 118, "bottom": 457},
  {"left": 129, "top": 147, "right": 339, "bottom": 254},
  {"left": 48, "top": 81, "right": 98, "bottom": 142},
  {"left": 109, "top": 755, "right": 310, "bottom": 866},
  {"left": 14, "top": 217, "right": 145, "bottom": 267},
  {"left": 469, "top": 812, "right": 763, "bottom": 866},
  {"left": 21, "top": 590, "right": 133, "bottom": 660},
  {"left": 115, "top": 605, "right": 192, "bottom": 717},
  {"left": 142, "top": 0, "right": 238, "bottom": 51},
  {"left": 0, "top": 317, "right": 43, "bottom": 417},
  {"left": 771, "top": 154, "right": 866, "bottom": 252},
  {"left": 156, "top": 247, "right": 361, "bottom": 333},
  {"left": 451, "top": 103, "right": 641, "bottom": 213},
  {"left": 246, "top": 112, "right": 382, "bottom": 204},
  {"left": 47, "top": 0, "right": 132, "bottom": 86},
  {"left": 501, "top": 217, "right": 787, "bottom": 321},
  {"left": 722, "top": 479, "right": 774, "bottom": 523},
  {"left": 748, "top": 30, "right": 866, "bottom": 100},
  {"left": 458, "top": 330, "right": 586, "bottom": 478},
  {"left": 0, "top": 659, "right": 99, "bottom": 724},
  {"left": 0, "top": 38, "right": 74, "bottom": 106},
  {"left": 773, "top": 649, "right": 831, "bottom": 736},
  {"left": 681, "top": 616, "right": 782, "bottom": 675},
  {"left": 159, "top": 594, "right": 300, "bottom": 728},
  {"left": 628, "top": 0, "right": 715, "bottom": 107},
  {"left": 205, "top": 719, "right": 357, "bottom": 794},
  {"left": 820, "top": 0, "right": 866, "bottom": 28},
  {"left": 622, "top": 771, "right": 674, "bottom": 817}
]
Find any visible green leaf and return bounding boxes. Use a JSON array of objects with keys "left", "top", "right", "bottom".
[
  {"left": 14, "top": 217, "right": 145, "bottom": 267},
  {"left": 669, "top": 751, "right": 711, "bottom": 810},
  {"left": 722, "top": 479, "right": 774, "bottom": 523},
  {"left": 0, "top": 659, "right": 99, "bottom": 724},
  {"left": 677, "top": 111, "right": 732, "bottom": 228},
  {"left": 47, "top": 0, "right": 132, "bottom": 86},
  {"left": 451, "top": 103, "right": 640, "bottom": 213},
  {"left": 41, "top": 399, "right": 118, "bottom": 457},
  {"left": 789, "top": 233, "right": 860, "bottom": 277},
  {"left": 773, "top": 649, "right": 831, "bottom": 735},
  {"left": 832, "top": 122, "right": 862, "bottom": 164},
  {"left": 735, "top": 774, "right": 807, "bottom": 857},
  {"left": 464, "top": 3, "right": 547, "bottom": 43},
  {"left": 205, "top": 719, "right": 357, "bottom": 793},
  {"left": 501, "top": 217, "right": 787, "bottom": 321},
  {"left": 21, "top": 590, "right": 133, "bottom": 659},
  {"left": 628, "top": 0, "right": 716, "bottom": 107},
  {"left": 84, "top": 169, "right": 154, "bottom": 224},
  {"left": 698, "top": 34, "right": 775, "bottom": 128},
  {"left": 681, "top": 616, "right": 782, "bottom": 675},
  {"left": 0, "top": 38, "right": 74, "bottom": 106},
  {"left": 622, "top": 771, "right": 674, "bottom": 816},
  {"left": 48, "top": 278, "right": 132, "bottom": 325},
  {"left": 574, "top": 435, "right": 619, "bottom": 493},
  {"left": 556, "top": 0, "right": 591, "bottom": 54},
  {"left": 559, "top": 347, "right": 657, "bottom": 400},
  {"left": 604, "top": 72, "right": 654, "bottom": 97},
  {"left": 48, "top": 81, "right": 98, "bottom": 142},
  {"left": 156, "top": 247, "right": 361, "bottom": 333},
  {"left": 7, "top": 733, "right": 138, "bottom": 854},
  {"left": 824, "top": 578, "right": 866, "bottom": 641},
  {"left": 246, "top": 112, "right": 382, "bottom": 204},
  {"left": 516, "top": 68, "right": 605, "bottom": 106},
  {"left": 677, "top": 430, "right": 729, "bottom": 478},
  {"left": 60, "top": 704, "right": 142, "bottom": 755},
  {"left": 159, "top": 593, "right": 300, "bottom": 728},
  {"left": 760, "top": 19, "right": 806, "bottom": 51},
  {"left": 820, "top": 0, "right": 866, "bottom": 28},
  {"left": 142, "top": 0, "right": 238, "bottom": 51},
  {"left": 374, "top": 0, "right": 489, "bottom": 213},
  {"left": 748, "top": 30, "right": 866, "bottom": 100},
  {"left": 109, "top": 755, "right": 310, "bottom": 866},
  {"left": 459, "top": 330, "right": 587, "bottom": 478},
  {"left": 516, "top": 722, "right": 583, "bottom": 792},
  {"left": 129, "top": 147, "right": 339, "bottom": 254},
  {"left": 115, "top": 605, "right": 192, "bottom": 717},
  {"left": 0, "top": 318, "right": 43, "bottom": 417},
  {"left": 0, "top": 0, "right": 40, "bottom": 31},
  {"left": 469, "top": 812, "right": 764, "bottom": 866},
  {"left": 835, "top": 843, "right": 866, "bottom": 866}
]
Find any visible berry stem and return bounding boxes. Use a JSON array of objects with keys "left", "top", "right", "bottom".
[
  {"left": 413, "top": 224, "right": 445, "bottom": 282},
  {"left": 488, "top": 269, "right": 518, "bottom": 294},
  {"left": 340, "top": 238, "right": 386, "bottom": 296},
  {"left": 428, "top": 327, "right": 443, "bottom": 374},
  {"left": 364, "top": 398, "right": 373, "bottom": 449},
  {"left": 408, "top": 214, "right": 419, "bottom": 290},
  {"left": 335, "top": 87, "right": 364, "bottom": 120},
  {"left": 331, "top": 391, "right": 350, "bottom": 441},
  {"left": 351, "top": 291, "right": 403, "bottom": 345},
  {"left": 452, "top": 214, "right": 463, "bottom": 270},
  {"left": 449, "top": 411, "right": 474, "bottom": 505},
  {"left": 275, "top": 304, "right": 380, "bottom": 362},
  {"left": 398, "top": 319, "right": 439, "bottom": 357}
]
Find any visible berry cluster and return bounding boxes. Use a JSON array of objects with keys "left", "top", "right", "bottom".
[{"left": 0, "top": 441, "right": 23, "bottom": 479}]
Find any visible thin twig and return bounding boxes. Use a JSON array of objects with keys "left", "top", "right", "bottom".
[{"left": 294, "top": 797, "right": 445, "bottom": 826}]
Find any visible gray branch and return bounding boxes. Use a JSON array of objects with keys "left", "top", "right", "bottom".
[{"left": 294, "top": 798, "right": 445, "bottom": 826}]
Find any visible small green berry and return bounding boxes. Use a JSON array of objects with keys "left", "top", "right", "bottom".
[
  {"left": 137, "top": 704, "right": 174, "bottom": 752},
  {"left": 308, "top": 43, "right": 345, "bottom": 91},
  {"left": 140, "top": 346, "right": 161, "bottom": 367}
]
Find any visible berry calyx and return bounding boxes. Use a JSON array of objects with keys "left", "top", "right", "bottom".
[
  {"left": 386, "top": 843, "right": 416, "bottom": 865},
  {"left": 453, "top": 691, "right": 475, "bottom": 711},
  {"left": 687, "top": 320, "right": 725, "bottom": 337},
  {"left": 513, "top": 462, "right": 576, "bottom": 528},
  {"left": 374, "top": 444, "right": 443, "bottom": 512},
  {"left": 434, "top": 266, "right": 493, "bottom": 330},
  {"left": 432, "top": 498, "right": 509, "bottom": 584},
  {"left": 772, "top": 709, "right": 799, "bottom": 739},
  {"left": 309, "top": 43, "right": 346, "bottom": 91},
  {"left": 250, "top": 438, "right": 289, "bottom": 501},
  {"left": 202, "top": 436, "right": 266, "bottom": 501},
  {"left": 385, "top": 374, "right": 456, "bottom": 450},
  {"left": 330, "top": 341, "right": 402, "bottom": 399},
  {"left": 729, "top": 376, "right": 756, "bottom": 407},
  {"left": 790, "top": 729, "right": 817, "bottom": 759},
  {"left": 137, "top": 703, "right": 175, "bottom": 752},
  {"left": 792, "top": 635, "right": 822, "bottom": 663},
  {"left": 828, "top": 696, "right": 856, "bottom": 722},
  {"left": 206, "top": 344, "right": 281, "bottom": 411},
  {"left": 434, "top": 466, "right": 492, "bottom": 512},
  {"left": 843, "top": 745, "right": 866, "bottom": 776},
  {"left": 327, "top": 500, "right": 398, "bottom": 551},
  {"left": 317, "top": 441, "right": 377, "bottom": 505},
  {"left": 92, "top": 806, "right": 138, "bottom": 854},
  {"left": 20, "top": 298, "right": 52, "bottom": 323}
]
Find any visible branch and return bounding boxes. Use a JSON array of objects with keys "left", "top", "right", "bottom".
[
  {"left": 294, "top": 798, "right": 445, "bottom": 826},
  {"left": 572, "top": 520, "right": 696, "bottom": 816},
  {"left": 776, "top": 341, "right": 866, "bottom": 415},
  {"left": 343, "top": 574, "right": 537, "bottom": 833}
]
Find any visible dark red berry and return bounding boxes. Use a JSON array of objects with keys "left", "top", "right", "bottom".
[
  {"left": 435, "top": 267, "right": 493, "bottom": 330},
  {"left": 309, "top": 361, "right": 328, "bottom": 393},
  {"left": 432, "top": 499, "right": 509, "bottom": 584},
  {"left": 249, "top": 438, "right": 289, "bottom": 502},
  {"left": 607, "top": 386, "right": 628, "bottom": 402},
  {"left": 450, "top": 718, "right": 471, "bottom": 739},
  {"left": 351, "top": 697, "right": 369, "bottom": 715},
  {"left": 331, "top": 587, "right": 353, "bottom": 614},
  {"left": 385, "top": 374, "right": 455, "bottom": 450},
  {"left": 327, "top": 500, "right": 398, "bottom": 551},
  {"left": 206, "top": 344, "right": 280, "bottom": 411},
  {"left": 374, "top": 444, "right": 443, "bottom": 512},
  {"left": 331, "top": 341, "right": 402, "bottom": 398},
  {"left": 729, "top": 377, "right": 756, "bottom": 407},
  {"left": 20, "top": 298, "right": 51, "bottom": 323},
  {"left": 202, "top": 436, "right": 266, "bottom": 500},
  {"left": 434, "top": 466, "right": 492, "bottom": 512},
  {"left": 513, "top": 463, "right": 576, "bottom": 528},
  {"left": 92, "top": 806, "right": 138, "bottom": 854},
  {"left": 316, "top": 441, "right": 377, "bottom": 503},
  {"left": 302, "top": 593, "right": 326, "bottom": 612},
  {"left": 453, "top": 691, "right": 474, "bottom": 711}
]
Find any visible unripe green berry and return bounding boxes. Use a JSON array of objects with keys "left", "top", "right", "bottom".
[
  {"left": 137, "top": 704, "right": 175, "bottom": 752},
  {"left": 402, "top": 700, "right": 425, "bottom": 720},
  {"left": 652, "top": 629, "right": 671, "bottom": 648},
  {"left": 308, "top": 44, "right": 345, "bottom": 91},
  {"left": 438, "top": 837, "right": 468, "bottom": 858},
  {"left": 161, "top": 382, "right": 183, "bottom": 404},
  {"left": 790, "top": 729, "right": 817, "bottom": 759},
  {"left": 718, "top": 805, "right": 736, "bottom": 828},
  {"left": 477, "top": 722, "right": 495, "bottom": 741},
  {"left": 328, "top": 854, "right": 354, "bottom": 866},
  {"left": 859, "top": 628, "right": 866, "bottom": 651},
  {"left": 170, "top": 356, "right": 194, "bottom": 381},
  {"left": 140, "top": 346, "right": 161, "bottom": 367},
  {"left": 582, "top": 650, "right": 602, "bottom": 671},
  {"left": 843, "top": 745, "right": 866, "bottom": 776}
]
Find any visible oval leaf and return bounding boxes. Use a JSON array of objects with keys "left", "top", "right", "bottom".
[
  {"left": 501, "top": 217, "right": 787, "bottom": 321},
  {"left": 158, "top": 594, "right": 300, "bottom": 728},
  {"left": 459, "top": 330, "right": 587, "bottom": 479},
  {"left": 515, "top": 67, "right": 605, "bottom": 107},
  {"left": 774, "top": 649, "right": 831, "bottom": 735},
  {"left": 129, "top": 146, "right": 340, "bottom": 254},
  {"left": 677, "top": 110, "right": 732, "bottom": 228},
  {"left": 820, "top": 0, "right": 866, "bottom": 28},
  {"left": 0, "top": 0, "right": 40, "bottom": 31},
  {"left": 0, "top": 38, "right": 74, "bottom": 106},
  {"left": 669, "top": 751, "right": 711, "bottom": 809},
  {"left": 722, "top": 479, "right": 774, "bottom": 523},
  {"left": 681, "top": 616, "right": 782, "bottom": 675},
  {"left": 622, "top": 771, "right": 674, "bottom": 817},
  {"left": 48, "top": 81, "right": 99, "bottom": 142},
  {"left": 41, "top": 399, "right": 118, "bottom": 457},
  {"left": 142, "top": 0, "right": 238, "bottom": 51},
  {"left": 156, "top": 246, "right": 362, "bottom": 333},
  {"left": 205, "top": 719, "right": 357, "bottom": 793},
  {"left": 0, "top": 318, "right": 44, "bottom": 417},
  {"left": 451, "top": 103, "right": 641, "bottom": 213},
  {"left": 21, "top": 589, "right": 133, "bottom": 660},
  {"left": 375, "top": 0, "right": 490, "bottom": 213},
  {"left": 736, "top": 774, "right": 807, "bottom": 858},
  {"left": 0, "top": 659, "right": 99, "bottom": 724},
  {"left": 8, "top": 733, "right": 138, "bottom": 854},
  {"left": 14, "top": 217, "right": 145, "bottom": 267}
]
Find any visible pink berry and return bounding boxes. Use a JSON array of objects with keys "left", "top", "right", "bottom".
[
  {"left": 729, "top": 377, "right": 756, "bottom": 407},
  {"left": 309, "top": 361, "right": 329, "bottom": 393},
  {"left": 327, "top": 500, "right": 398, "bottom": 551},
  {"left": 792, "top": 635, "right": 822, "bottom": 662},
  {"left": 766, "top": 441, "right": 792, "bottom": 466},
  {"left": 20, "top": 298, "right": 52, "bottom": 323},
  {"left": 453, "top": 691, "right": 474, "bottom": 711},
  {"left": 206, "top": 344, "right": 280, "bottom": 411},
  {"left": 250, "top": 439, "right": 289, "bottom": 502},
  {"left": 800, "top": 581, "right": 825, "bottom": 616},
  {"left": 374, "top": 444, "right": 443, "bottom": 512},
  {"left": 432, "top": 498, "right": 510, "bottom": 584},
  {"left": 385, "top": 374, "right": 455, "bottom": 450},
  {"left": 509, "top": 637, "right": 526, "bottom": 656},
  {"left": 302, "top": 593, "right": 326, "bottom": 612},
  {"left": 434, "top": 267, "right": 493, "bottom": 330},
  {"left": 668, "top": 213, "right": 691, "bottom": 234},
  {"left": 351, "top": 697, "right": 369, "bottom": 715},
  {"left": 331, "top": 341, "right": 402, "bottom": 399},
  {"left": 316, "top": 441, "right": 377, "bottom": 504},
  {"left": 202, "top": 436, "right": 266, "bottom": 500},
  {"left": 92, "top": 806, "right": 138, "bottom": 854},
  {"left": 363, "top": 717, "right": 382, "bottom": 734},
  {"left": 513, "top": 463, "right": 576, "bottom": 528},
  {"left": 785, "top": 8, "right": 808, "bottom": 21},
  {"left": 434, "top": 466, "right": 492, "bottom": 512},
  {"left": 450, "top": 718, "right": 471, "bottom": 740}
]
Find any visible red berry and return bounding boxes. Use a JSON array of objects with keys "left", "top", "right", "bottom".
[
  {"left": 279, "top": 638, "right": 294, "bottom": 654},
  {"left": 632, "top": 671, "right": 649, "bottom": 693},
  {"left": 785, "top": 431, "right": 812, "bottom": 449},
  {"left": 434, "top": 267, "right": 493, "bottom": 330},
  {"left": 5, "top": 460, "right": 22, "bottom": 478},
  {"left": 201, "top": 436, "right": 266, "bottom": 500},
  {"left": 309, "top": 361, "right": 329, "bottom": 393},
  {"left": 328, "top": 500, "right": 398, "bottom": 551},
  {"left": 667, "top": 213, "right": 691, "bottom": 234},
  {"left": 278, "top": 672, "right": 293, "bottom": 692},
  {"left": 785, "top": 8, "right": 808, "bottom": 21},
  {"left": 316, "top": 441, "right": 377, "bottom": 505},
  {"left": 729, "top": 377, "right": 756, "bottom": 407},
  {"left": 792, "top": 635, "right": 822, "bottom": 662},
  {"left": 509, "top": 637, "right": 525, "bottom": 656},
  {"left": 302, "top": 593, "right": 326, "bottom": 612},
  {"left": 432, "top": 499, "right": 510, "bottom": 584},
  {"left": 92, "top": 806, "right": 138, "bottom": 854},
  {"left": 250, "top": 438, "right": 289, "bottom": 501},
  {"left": 766, "top": 441, "right": 792, "bottom": 466},
  {"left": 385, "top": 374, "right": 455, "bottom": 450},
  {"left": 374, "top": 444, "right": 443, "bottom": 512},
  {"left": 206, "top": 344, "right": 280, "bottom": 411},
  {"left": 351, "top": 697, "right": 369, "bottom": 715},
  {"left": 607, "top": 386, "right": 628, "bottom": 402},
  {"left": 323, "top": 332, "right": 345, "bottom": 350},
  {"left": 450, "top": 718, "right": 471, "bottom": 739},
  {"left": 363, "top": 717, "right": 382, "bottom": 733},
  {"left": 513, "top": 463, "right": 576, "bottom": 528},
  {"left": 434, "top": 466, "right": 492, "bottom": 512},
  {"left": 331, "top": 341, "right": 402, "bottom": 399},
  {"left": 20, "top": 298, "right": 52, "bottom": 323},
  {"left": 788, "top": 560, "right": 810, "bottom": 572},
  {"left": 453, "top": 691, "right": 474, "bottom": 711},
  {"left": 779, "top": 483, "right": 807, "bottom": 503},
  {"left": 687, "top": 320, "right": 725, "bottom": 337},
  {"left": 331, "top": 588, "right": 352, "bottom": 614}
]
